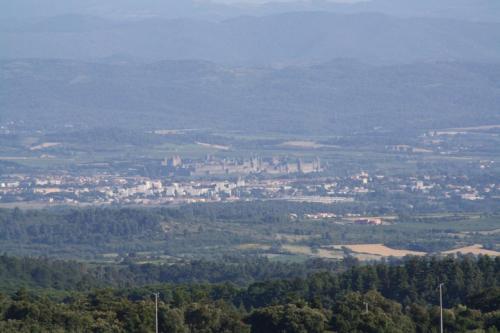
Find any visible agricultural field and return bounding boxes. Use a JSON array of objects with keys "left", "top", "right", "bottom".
[
  {"left": 343, "top": 244, "right": 427, "bottom": 258},
  {"left": 442, "top": 244, "right": 500, "bottom": 256},
  {"left": 3, "top": 204, "right": 497, "bottom": 263}
]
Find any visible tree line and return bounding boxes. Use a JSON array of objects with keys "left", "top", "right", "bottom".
[
  {"left": 0, "top": 255, "right": 498, "bottom": 332},
  {"left": 0, "top": 254, "right": 350, "bottom": 291}
]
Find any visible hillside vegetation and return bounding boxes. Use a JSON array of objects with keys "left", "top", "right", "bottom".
[
  {"left": 2, "top": 60, "right": 499, "bottom": 134},
  {"left": 0, "top": 255, "right": 498, "bottom": 332}
]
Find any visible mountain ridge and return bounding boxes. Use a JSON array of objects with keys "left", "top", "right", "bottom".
[
  {"left": 2, "top": 12, "right": 500, "bottom": 66},
  {"left": 2, "top": 58, "right": 499, "bottom": 134}
]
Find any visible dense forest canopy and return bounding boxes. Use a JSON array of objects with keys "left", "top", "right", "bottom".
[{"left": 0, "top": 255, "right": 498, "bottom": 332}]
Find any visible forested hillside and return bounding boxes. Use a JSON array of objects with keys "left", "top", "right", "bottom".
[
  {"left": 0, "top": 256, "right": 498, "bottom": 332},
  {"left": 2, "top": 59, "right": 500, "bottom": 133},
  {"left": 1, "top": 205, "right": 499, "bottom": 260},
  {"left": 0, "top": 254, "right": 348, "bottom": 291}
]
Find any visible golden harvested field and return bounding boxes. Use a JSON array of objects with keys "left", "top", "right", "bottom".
[
  {"left": 352, "top": 253, "right": 386, "bottom": 261},
  {"left": 344, "top": 244, "right": 426, "bottom": 257},
  {"left": 237, "top": 243, "right": 271, "bottom": 251},
  {"left": 442, "top": 244, "right": 500, "bottom": 256}
]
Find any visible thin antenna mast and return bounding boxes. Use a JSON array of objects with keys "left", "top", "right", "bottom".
[
  {"left": 439, "top": 283, "right": 444, "bottom": 333},
  {"left": 154, "top": 292, "right": 159, "bottom": 333}
]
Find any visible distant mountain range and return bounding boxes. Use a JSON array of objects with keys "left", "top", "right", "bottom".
[
  {"left": 1, "top": 12, "right": 500, "bottom": 66},
  {"left": 2, "top": 59, "right": 499, "bottom": 134},
  {"left": 2, "top": 0, "right": 500, "bottom": 22},
  {"left": 2, "top": 3, "right": 499, "bottom": 134}
]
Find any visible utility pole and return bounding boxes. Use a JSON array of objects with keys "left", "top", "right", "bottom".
[
  {"left": 363, "top": 302, "right": 369, "bottom": 314},
  {"left": 154, "top": 292, "right": 159, "bottom": 333},
  {"left": 439, "top": 283, "right": 444, "bottom": 333}
]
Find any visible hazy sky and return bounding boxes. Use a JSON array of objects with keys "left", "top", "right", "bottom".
[{"left": 210, "top": 0, "right": 363, "bottom": 3}]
